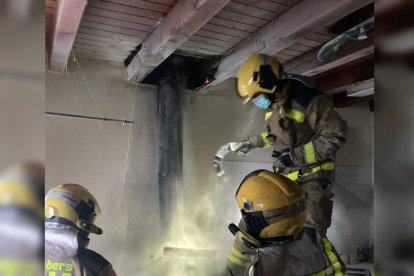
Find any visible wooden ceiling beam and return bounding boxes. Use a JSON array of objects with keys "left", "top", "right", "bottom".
[
  {"left": 48, "top": 0, "right": 87, "bottom": 72},
  {"left": 333, "top": 92, "right": 374, "bottom": 108},
  {"left": 203, "top": 0, "right": 373, "bottom": 88},
  {"left": 126, "top": 0, "right": 231, "bottom": 82},
  {"left": 316, "top": 59, "right": 374, "bottom": 95}
]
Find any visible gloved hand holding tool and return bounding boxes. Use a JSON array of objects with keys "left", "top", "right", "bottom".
[
  {"left": 213, "top": 139, "right": 252, "bottom": 176},
  {"left": 272, "top": 149, "right": 294, "bottom": 168}
]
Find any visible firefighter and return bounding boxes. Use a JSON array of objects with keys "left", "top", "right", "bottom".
[
  {"left": 216, "top": 54, "right": 347, "bottom": 275},
  {"left": 45, "top": 183, "right": 116, "bottom": 276},
  {"left": 228, "top": 170, "right": 330, "bottom": 276},
  {"left": 0, "top": 162, "right": 44, "bottom": 275}
]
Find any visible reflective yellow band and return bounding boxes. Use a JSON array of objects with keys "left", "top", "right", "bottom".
[
  {"left": 230, "top": 246, "right": 250, "bottom": 261},
  {"left": 304, "top": 141, "right": 316, "bottom": 164},
  {"left": 0, "top": 259, "right": 37, "bottom": 275},
  {"left": 313, "top": 270, "right": 327, "bottom": 276},
  {"left": 227, "top": 255, "right": 246, "bottom": 267},
  {"left": 285, "top": 162, "right": 335, "bottom": 181},
  {"left": 260, "top": 132, "right": 272, "bottom": 148},
  {"left": 280, "top": 108, "right": 305, "bottom": 123},
  {"left": 265, "top": 111, "right": 273, "bottom": 121},
  {"left": 322, "top": 238, "right": 345, "bottom": 276},
  {"left": 227, "top": 246, "right": 251, "bottom": 267}
]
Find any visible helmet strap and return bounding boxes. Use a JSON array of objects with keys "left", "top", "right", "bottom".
[
  {"left": 263, "top": 229, "right": 303, "bottom": 245},
  {"left": 78, "top": 230, "right": 90, "bottom": 248},
  {"left": 76, "top": 219, "right": 103, "bottom": 235}
]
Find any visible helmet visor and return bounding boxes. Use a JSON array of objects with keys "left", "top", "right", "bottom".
[{"left": 241, "top": 210, "right": 268, "bottom": 238}]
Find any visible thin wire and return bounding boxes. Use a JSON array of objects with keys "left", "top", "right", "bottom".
[
  {"left": 72, "top": 52, "right": 104, "bottom": 118},
  {"left": 64, "top": 33, "right": 69, "bottom": 74}
]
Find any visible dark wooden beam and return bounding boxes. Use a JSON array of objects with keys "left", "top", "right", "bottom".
[
  {"left": 333, "top": 92, "right": 373, "bottom": 108},
  {"left": 203, "top": 0, "right": 374, "bottom": 88},
  {"left": 49, "top": 0, "right": 87, "bottom": 72},
  {"left": 126, "top": 0, "right": 230, "bottom": 82},
  {"left": 316, "top": 59, "right": 374, "bottom": 94},
  {"left": 328, "top": 3, "right": 374, "bottom": 35}
]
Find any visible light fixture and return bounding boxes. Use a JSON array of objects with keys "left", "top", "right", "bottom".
[
  {"left": 347, "top": 79, "right": 374, "bottom": 97},
  {"left": 358, "top": 26, "right": 368, "bottom": 40}
]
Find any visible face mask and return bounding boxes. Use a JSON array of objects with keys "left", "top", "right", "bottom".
[{"left": 252, "top": 94, "right": 271, "bottom": 109}]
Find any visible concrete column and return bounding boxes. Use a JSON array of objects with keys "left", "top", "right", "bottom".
[{"left": 157, "top": 58, "right": 184, "bottom": 232}]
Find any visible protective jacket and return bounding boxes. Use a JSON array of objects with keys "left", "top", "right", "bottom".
[
  {"left": 227, "top": 225, "right": 345, "bottom": 276},
  {"left": 249, "top": 232, "right": 327, "bottom": 276},
  {"left": 45, "top": 248, "right": 116, "bottom": 276},
  {"left": 247, "top": 79, "right": 347, "bottom": 183}
]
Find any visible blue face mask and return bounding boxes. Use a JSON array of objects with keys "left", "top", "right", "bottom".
[{"left": 252, "top": 94, "right": 271, "bottom": 109}]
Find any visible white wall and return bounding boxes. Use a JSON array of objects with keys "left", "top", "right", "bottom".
[
  {"left": 329, "top": 103, "right": 374, "bottom": 259},
  {"left": 46, "top": 58, "right": 159, "bottom": 275}
]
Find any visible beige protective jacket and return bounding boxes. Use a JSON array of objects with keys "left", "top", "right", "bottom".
[{"left": 248, "top": 79, "right": 347, "bottom": 177}]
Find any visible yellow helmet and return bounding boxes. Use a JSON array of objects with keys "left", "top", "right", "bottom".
[
  {"left": 0, "top": 162, "right": 44, "bottom": 216},
  {"left": 45, "top": 184, "right": 102, "bottom": 235},
  {"left": 236, "top": 54, "right": 282, "bottom": 104},
  {"left": 236, "top": 170, "right": 305, "bottom": 240}
]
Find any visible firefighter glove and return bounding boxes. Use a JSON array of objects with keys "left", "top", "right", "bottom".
[{"left": 274, "top": 149, "right": 294, "bottom": 167}]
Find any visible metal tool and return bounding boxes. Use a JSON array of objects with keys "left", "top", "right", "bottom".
[{"left": 213, "top": 141, "right": 251, "bottom": 176}]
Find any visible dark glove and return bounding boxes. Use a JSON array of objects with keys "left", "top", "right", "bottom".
[{"left": 273, "top": 149, "right": 294, "bottom": 167}]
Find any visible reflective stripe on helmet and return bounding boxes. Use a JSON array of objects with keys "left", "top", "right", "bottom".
[
  {"left": 46, "top": 190, "right": 96, "bottom": 222},
  {"left": 46, "top": 190, "right": 81, "bottom": 209},
  {"left": 285, "top": 162, "right": 335, "bottom": 182}
]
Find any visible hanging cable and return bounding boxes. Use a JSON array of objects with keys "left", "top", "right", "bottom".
[
  {"left": 72, "top": 52, "right": 104, "bottom": 118},
  {"left": 52, "top": 46, "right": 134, "bottom": 125}
]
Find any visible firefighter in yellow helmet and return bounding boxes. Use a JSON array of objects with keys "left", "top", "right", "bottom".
[
  {"left": 0, "top": 162, "right": 44, "bottom": 275},
  {"left": 45, "top": 184, "right": 116, "bottom": 276},
  {"left": 216, "top": 54, "right": 347, "bottom": 275},
  {"left": 227, "top": 170, "right": 328, "bottom": 276}
]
